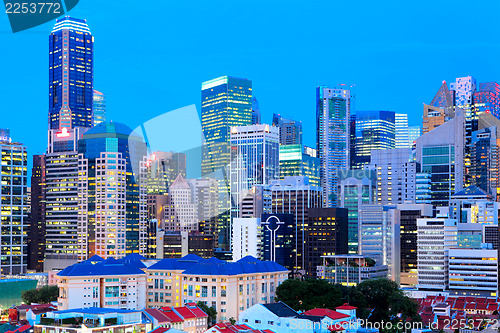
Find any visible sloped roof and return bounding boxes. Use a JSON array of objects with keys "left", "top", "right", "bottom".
[
  {"left": 144, "top": 309, "right": 172, "bottom": 324},
  {"left": 57, "top": 260, "right": 145, "bottom": 277},
  {"left": 452, "top": 185, "right": 491, "bottom": 198},
  {"left": 262, "top": 302, "right": 298, "bottom": 318},
  {"left": 336, "top": 303, "right": 357, "bottom": 310},
  {"left": 181, "top": 258, "right": 288, "bottom": 276},
  {"left": 304, "top": 308, "right": 350, "bottom": 320},
  {"left": 148, "top": 254, "right": 203, "bottom": 271},
  {"left": 170, "top": 174, "right": 190, "bottom": 189},
  {"left": 160, "top": 308, "right": 183, "bottom": 323}
]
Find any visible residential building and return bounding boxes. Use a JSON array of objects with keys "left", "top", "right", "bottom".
[
  {"left": 366, "top": 148, "right": 417, "bottom": 205},
  {"left": 145, "top": 254, "right": 288, "bottom": 322},
  {"left": 317, "top": 255, "right": 388, "bottom": 286},
  {"left": 279, "top": 144, "right": 320, "bottom": 188},
  {"left": 416, "top": 113, "right": 465, "bottom": 207},
  {"left": 449, "top": 246, "right": 497, "bottom": 297},
  {"left": 77, "top": 122, "right": 148, "bottom": 259},
  {"left": 337, "top": 169, "right": 376, "bottom": 253},
  {"left": 230, "top": 124, "right": 280, "bottom": 222},
  {"left": 201, "top": 76, "right": 252, "bottom": 250},
  {"left": 352, "top": 110, "right": 395, "bottom": 168},
  {"left": 358, "top": 205, "right": 400, "bottom": 284},
  {"left": 270, "top": 176, "right": 322, "bottom": 273},
  {"left": 305, "top": 208, "right": 348, "bottom": 278},
  {"left": 49, "top": 17, "right": 93, "bottom": 130},
  {"left": 395, "top": 113, "right": 410, "bottom": 148},
  {"left": 232, "top": 218, "right": 261, "bottom": 260},
  {"left": 316, "top": 86, "right": 351, "bottom": 207},
  {"left": 34, "top": 308, "right": 149, "bottom": 333},
  {"left": 417, "top": 218, "right": 458, "bottom": 291},
  {"left": 29, "top": 155, "right": 46, "bottom": 272},
  {"left": 146, "top": 151, "right": 187, "bottom": 195},
  {"left": 144, "top": 303, "right": 208, "bottom": 333},
  {"left": 0, "top": 130, "right": 28, "bottom": 274},
  {"left": 272, "top": 114, "right": 302, "bottom": 145},
  {"left": 397, "top": 204, "right": 433, "bottom": 287},
  {"left": 93, "top": 90, "right": 106, "bottom": 126},
  {"left": 56, "top": 255, "right": 148, "bottom": 310}
]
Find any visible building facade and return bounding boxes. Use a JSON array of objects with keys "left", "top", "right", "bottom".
[{"left": 92, "top": 90, "right": 106, "bottom": 126}]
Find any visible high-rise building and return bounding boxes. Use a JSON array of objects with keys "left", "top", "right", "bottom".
[
  {"left": 415, "top": 173, "right": 431, "bottom": 204},
  {"left": 0, "top": 131, "right": 28, "bottom": 274},
  {"left": 417, "top": 218, "right": 458, "bottom": 291},
  {"left": 352, "top": 111, "right": 395, "bottom": 169},
  {"left": 358, "top": 205, "right": 400, "bottom": 284},
  {"left": 279, "top": 144, "right": 320, "bottom": 187},
  {"left": 470, "top": 127, "right": 499, "bottom": 197},
  {"left": 44, "top": 127, "right": 88, "bottom": 271},
  {"left": 366, "top": 148, "right": 417, "bottom": 205},
  {"left": 474, "top": 82, "right": 500, "bottom": 120},
  {"left": 449, "top": 246, "right": 497, "bottom": 297},
  {"left": 92, "top": 90, "right": 106, "bottom": 126},
  {"left": 451, "top": 76, "right": 477, "bottom": 107},
  {"left": 164, "top": 174, "right": 197, "bottom": 232},
  {"left": 416, "top": 114, "right": 465, "bottom": 207},
  {"left": 229, "top": 124, "right": 280, "bottom": 221},
  {"left": 316, "top": 87, "right": 351, "bottom": 207},
  {"left": 395, "top": 113, "right": 409, "bottom": 148},
  {"left": 251, "top": 97, "right": 261, "bottom": 125},
  {"left": 396, "top": 204, "right": 433, "bottom": 287},
  {"left": 29, "top": 155, "right": 46, "bottom": 272},
  {"left": 408, "top": 125, "right": 421, "bottom": 146},
  {"left": 186, "top": 178, "right": 218, "bottom": 238},
  {"left": 305, "top": 208, "right": 348, "bottom": 278},
  {"left": 260, "top": 213, "right": 295, "bottom": 272},
  {"left": 49, "top": 17, "right": 93, "bottom": 130},
  {"left": 270, "top": 176, "right": 322, "bottom": 274},
  {"left": 337, "top": 169, "right": 376, "bottom": 254},
  {"left": 201, "top": 76, "right": 252, "bottom": 249},
  {"left": 272, "top": 114, "right": 302, "bottom": 145},
  {"left": 232, "top": 218, "right": 261, "bottom": 261},
  {"left": 146, "top": 151, "right": 187, "bottom": 195},
  {"left": 77, "top": 122, "right": 148, "bottom": 259}
]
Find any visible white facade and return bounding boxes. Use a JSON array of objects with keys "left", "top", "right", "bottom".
[
  {"left": 450, "top": 76, "right": 477, "bottom": 107},
  {"left": 366, "top": 148, "right": 417, "bottom": 205},
  {"left": 417, "top": 218, "right": 458, "bottom": 291},
  {"left": 57, "top": 273, "right": 147, "bottom": 310},
  {"left": 358, "top": 204, "right": 400, "bottom": 284},
  {"left": 232, "top": 218, "right": 261, "bottom": 260},
  {"left": 165, "top": 175, "right": 198, "bottom": 231},
  {"left": 449, "top": 247, "right": 497, "bottom": 297},
  {"left": 395, "top": 113, "right": 410, "bottom": 148}
]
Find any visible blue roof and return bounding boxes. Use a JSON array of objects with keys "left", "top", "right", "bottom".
[
  {"left": 148, "top": 254, "right": 204, "bottom": 271},
  {"left": 181, "top": 257, "right": 288, "bottom": 276},
  {"left": 55, "top": 307, "right": 140, "bottom": 315},
  {"left": 82, "top": 122, "right": 141, "bottom": 138},
  {"left": 57, "top": 259, "right": 145, "bottom": 277},
  {"left": 86, "top": 255, "right": 104, "bottom": 262},
  {"left": 452, "top": 185, "right": 491, "bottom": 198}
]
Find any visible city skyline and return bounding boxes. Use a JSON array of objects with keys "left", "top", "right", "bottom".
[{"left": 2, "top": 0, "right": 499, "bottom": 160}]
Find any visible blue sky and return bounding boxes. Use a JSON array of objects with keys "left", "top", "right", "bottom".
[{"left": 1, "top": 0, "right": 500, "bottom": 157}]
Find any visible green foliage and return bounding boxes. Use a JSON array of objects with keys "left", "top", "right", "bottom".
[
  {"left": 196, "top": 301, "right": 217, "bottom": 326},
  {"left": 40, "top": 317, "right": 55, "bottom": 325},
  {"left": 229, "top": 317, "right": 236, "bottom": 325},
  {"left": 275, "top": 278, "right": 342, "bottom": 311},
  {"left": 365, "top": 257, "right": 376, "bottom": 267},
  {"left": 22, "top": 285, "right": 59, "bottom": 305}
]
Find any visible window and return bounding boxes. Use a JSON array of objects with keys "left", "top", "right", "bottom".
[
  {"left": 221, "top": 286, "right": 226, "bottom": 297},
  {"left": 202, "top": 286, "right": 208, "bottom": 297},
  {"left": 212, "top": 286, "right": 217, "bottom": 297},
  {"left": 104, "top": 286, "right": 119, "bottom": 298},
  {"left": 255, "top": 320, "right": 261, "bottom": 324},
  {"left": 188, "top": 285, "right": 193, "bottom": 296}
]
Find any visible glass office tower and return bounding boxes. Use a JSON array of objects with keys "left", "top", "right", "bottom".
[
  {"left": 92, "top": 90, "right": 106, "bottom": 126},
  {"left": 316, "top": 86, "right": 351, "bottom": 207},
  {"left": 352, "top": 111, "right": 395, "bottom": 169},
  {"left": 77, "top": 122, "right": 148, "bottom": 258},
  {"left": 49, "top": 16, "right": 93, "bottom": 130},
  {"left": 201, "top": 76, "right": 252, "bottom": 250}
]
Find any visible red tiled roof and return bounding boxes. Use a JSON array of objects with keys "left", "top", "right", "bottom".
[
  {"left": 145, "top": 308, "right": 173, "bottom": 324},
  {"left": 160, "top": 307, "right": 183, "bottom": 323},
  {"left": 150, "top": 328, "right": 170, "bottom": 333},
  {"left": 487, "top": 304, "right": 498, "bottom": 311},
  {"left": 465, "top": 303, "right": 477, "bottom": 310},
  {"left": 328, "top": 321, "right": 349, "bottom": 331},
  {"left": 476, "top": 303, "right": 488, "bottom": 310},
  {"left": 174, "top": 307, "right": 197, "bottom": 319},
  {"left": 335, "top": 303, "right": 357, "bottom": 310},
  {"left": 466, "top": 297, "right": 476, "bottom": 302},
  {"left": 304, "top": 309, "right": 350, "bottom": 320},
  {"left": 185, "top": 304, "right": 208, "bottom": 318},
  {"left": 17, "top": 325, "right": 31, "bottom": 333},
  {"left": 209, "top": 323, "right": 272, "bottom": 333}
]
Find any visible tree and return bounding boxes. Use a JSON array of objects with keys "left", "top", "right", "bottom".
[
  {"left": 275, "top": 279, "right": 342, "bottom": 311},
  {"left": 22, "top": 285, "right": 59, "bottom": 304},
  {"left": 196, "top": 301, "right": 217, "bottom": 327},
  {"left": 229, "top": 317, "right": 236, "bottom": 325}
]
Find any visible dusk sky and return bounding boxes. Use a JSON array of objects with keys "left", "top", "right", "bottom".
[{"left": 1, "top": 0, "right": 500, "bottom": 157}]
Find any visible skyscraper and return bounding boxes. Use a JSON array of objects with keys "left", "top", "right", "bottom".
[
  {"left": 229, "top": 124, "right": 280, "bottom": 222},
  {"left": 251, "top": 97, "right": 261, "bottom": 125},
  {"left": 92, "top": 90, "right": 106, "bottom": 126},
  {"left": 316, "top": 86, "right": 351, "bottom": 207},
  {"left": 395, "top": 113, "right": 410, "bottom": 148},
  {"left": 279, "top": 144, "right": 320, "bottom": 187},
  {"left": 49, "top": 17, "right": 93, "bottom": 130},
  {"left": 352, "top": 110, "right": 396, "bottom": 168},
  {"left": 272, "top": 113, "right": 302, "bottom": 145},
  {"left": 201, "top": 76, "right": 252, "bottom": 249},
  {"left": 474, "top": 82, "right": 500, "bottom": 120},
  {"left": 77, "top": 122, "right": 148, "bottom": 259},
  {"left": 146, "top": 151, "right": 187, "bottom": 195},
  {"left": 408, "top": 125, "right": 421, "bottom": 146},
  {"left": 0, "top": 130, "right": 28, "bottom": 274},
  {"left": 29, "top": 155, "right": 46, "bottom": 272}
]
